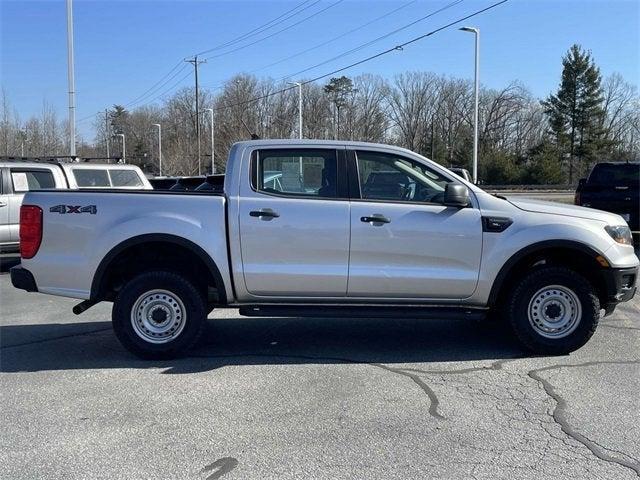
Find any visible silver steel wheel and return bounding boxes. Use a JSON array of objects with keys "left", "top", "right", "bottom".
[
  {"left": 130, "top": 289, "right": 186, "bottom": 344},
  {"left": 527, "top": 285, "right": 582, "bottom": 339}
]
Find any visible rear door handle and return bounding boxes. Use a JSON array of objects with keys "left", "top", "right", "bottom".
[
  {"left": 361, "top": 214, "right": 390, "bottom": 224},
  {"left": 250, "top": 209, "right": 280, "bottom": 219},
  {"left": 0, "top": 201, "right": 6, "bottom": 207}
]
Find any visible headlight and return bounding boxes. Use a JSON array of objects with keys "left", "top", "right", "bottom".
[{"left": 605, "top": 225, "right": 633, "bottom": 245}]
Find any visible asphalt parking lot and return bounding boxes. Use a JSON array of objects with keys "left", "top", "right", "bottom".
[{"left": 1, "top": 266, "right": 639, "bottom": 480}]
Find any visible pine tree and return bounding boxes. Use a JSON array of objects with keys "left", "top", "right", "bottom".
[
  {"left": 542, "top": 44, "right": 608, "bottom": 183},
  {"left": 323, "top": 76, "right": 356, "bottom": 139}
]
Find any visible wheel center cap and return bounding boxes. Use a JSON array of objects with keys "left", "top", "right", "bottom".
[
  {"left": 544, "top": 303, "right": 562, "bottom": 320},
  {"left": 150, "top": 308, "right": 168, "bottom": 324}
]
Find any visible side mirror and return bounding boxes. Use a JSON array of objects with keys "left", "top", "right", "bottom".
[{"left": 444, "top": 183, "right": 470, "bottom": 208}]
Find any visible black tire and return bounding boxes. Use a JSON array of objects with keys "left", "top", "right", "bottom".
[
  {"left": 112, "top": 271, "right": 206, "bottom": 359},
  {"left": 506, "top": 266, "right": 599, "bottom": 355}
]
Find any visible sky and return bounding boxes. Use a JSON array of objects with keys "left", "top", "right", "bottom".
[{"left": 1, "top": 0, "right": 639, "bottom": 141}]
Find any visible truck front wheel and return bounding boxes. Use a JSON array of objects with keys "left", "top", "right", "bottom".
[
  {"left": 112, "top": 271, "right": 206, "bottom": 359},
  {"left": 506, "top": 266, "right": 600, "bottom": 355}
]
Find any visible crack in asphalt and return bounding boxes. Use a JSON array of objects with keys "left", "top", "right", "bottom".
[
  {"left": 600, "top": 324, "right": 640, "bottom": 332},
  {"left": 397, "top": 357, "right": 522, "bottom": 376},
  {"left": 528, "top": 360, "right": 640, "bottom": 477},
  {"left": 189, "top": 352, "right": 446, "bottom": 419}
]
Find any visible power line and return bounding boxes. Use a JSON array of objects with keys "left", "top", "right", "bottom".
[
  {"left": 122, "top": 61, "right": 184, "bottom": 107},
  {"left": 247, "top": 0, "right": 420, "bottom": 76},
  {"left": 195, "top": 0, "right": 319, "bottom": 56},
  {"left": 280, "top": 0, "right": 465, "bottom": 81},
  {"left": 81, "top": 1, "right": 316, "bottom": 124},
  {"left": 201, "top": 0, "right": 459, "bottom": 92},
  {"left": 211, "top": 0, "right": 509, "bottom": 113},
  {"left": 123, "top": 64, "right": 190, "bottom": 108},
  {"left": 203, "top": 0, "right": 346, "bottom": 61},
  {"left": 79, "top": 0, "right": 504, "bottom": 126}
]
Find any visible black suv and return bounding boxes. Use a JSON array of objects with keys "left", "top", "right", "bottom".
[{"left": 575, "top": 162, "right": 639, "bottom": 242}]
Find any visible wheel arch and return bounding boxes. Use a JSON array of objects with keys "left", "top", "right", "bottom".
[
  {"left": 90, "top": 233, "right": 227, "bottom": 305},
  {"left": 488, "top": 240, "right": 608, "bottom": 308}
]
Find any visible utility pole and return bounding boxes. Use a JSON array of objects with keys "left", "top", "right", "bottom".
[
  {"left": 104, "top": 109, "right": 110, "bottom": 160},
  {"left": 66, "top": 0, "right": 76, "bottom": 157},
  {"left": 185, "top": 56, "right": 206, "bottom": 175}
]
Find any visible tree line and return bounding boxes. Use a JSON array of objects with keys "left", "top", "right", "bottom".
[{"left": 2, "top": 44, "right": 638, "bottom": 184}]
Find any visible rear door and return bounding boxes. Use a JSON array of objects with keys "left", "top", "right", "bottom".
[
  {"left": 238, "top": 147, "right": 350, "bottom": 297},
  {"left": 347, "top": 149, "right": 482, "bottom": 299}
]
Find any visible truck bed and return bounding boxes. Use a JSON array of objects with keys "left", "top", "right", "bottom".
[{"left": 20, "top": 189, "right": 231, "bottom": 300}]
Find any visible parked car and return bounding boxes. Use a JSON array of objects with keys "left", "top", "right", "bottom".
[
  {"left": 11, "top": 140, "right": 638, "bottom": 358},
  {"left": 0, "top": 161, "right": 150, "bottom": 253},
  {"left": 575, "top": 162, "right": 639, "bottom": 243},
  {"left": 449, "top": 167, "right": 472, "bottom": 182},
  {"left": 0, "top": 162, "right": 68, "bottom": 253}
]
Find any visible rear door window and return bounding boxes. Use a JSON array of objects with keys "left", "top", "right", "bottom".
[
  {"left": 254, "top": 149, "right": 340, "bottom": 198},
  {"left": 109, "top": 169, "right": 144, "bottom": 187},
  {"left": 72, "top": 169, "right": 110, "bottom": 187},
  {"left": 10, "top": 169, "right": 56, "bottom": 192}
]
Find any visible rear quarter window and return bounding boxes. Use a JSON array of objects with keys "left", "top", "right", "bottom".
[
  {"left": 73, "top": 169, "right": 110, "bottom": 187},
  {"left": 109, "top": 169, "right": 144, "bottom": 187},
  {"left": 10, "top": 169, "right": 56, "bottom": 192}
]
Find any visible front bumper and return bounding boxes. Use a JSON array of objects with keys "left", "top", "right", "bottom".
[
  {"left": 601, "top": 265, "right": 637, "bottom": 315},
  {"left": 10, "top": 265, "right": 38, "bottom": 292}
]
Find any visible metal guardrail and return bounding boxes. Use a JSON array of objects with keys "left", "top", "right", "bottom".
[{"left": 482, "top": 184, "right": 574, "bottom": 192}]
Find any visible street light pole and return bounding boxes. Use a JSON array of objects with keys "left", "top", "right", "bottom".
[
  {"left": 104, "top": 109, "right": 110, "bottom": 160},
  {"left": 115, "top": 134, "right": 126, "bottom": 164},
  {"left": 460, "top": 26, "right": 479, "bottom": 184},
  {"left": 66, "top": 0, "right": 76, "bottom": 157},
  {"left": 288, "top": 82, "right": 303, "bottom": 139},
  {"left": 152, "top": 124, "right": 162, "bottom": 175},
  {"left": 204, "top": 109, "right": 215, "bottom": 174}
]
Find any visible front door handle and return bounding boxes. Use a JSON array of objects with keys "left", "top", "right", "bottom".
[
  {"left": 0, "top": 201, "right": 6, "bottom": 207},
  {"left": 250, "top": 209, "right": 280, "bottom": 219},
  {"left": 361, "top": 214, "right": 390, "bottom": 224}
]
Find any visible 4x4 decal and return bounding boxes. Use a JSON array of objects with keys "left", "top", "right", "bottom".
[{"left": 50, "top": 205, "right": 97, "bottom": 214}]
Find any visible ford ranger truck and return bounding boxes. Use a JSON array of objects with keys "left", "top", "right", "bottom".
[{"left": 10, "top": 140, "right": 639, "bottom": 359}]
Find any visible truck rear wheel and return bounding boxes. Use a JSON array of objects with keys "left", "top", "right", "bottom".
[
  {"left": 506, "top": 266, "right": 600, "bottom": 355},
  {"left": 112, "top": 271, "right": 206, "bottom": 359}
]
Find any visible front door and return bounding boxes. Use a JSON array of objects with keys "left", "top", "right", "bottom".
[
  {"left": 238, "top": 147, "right": 350, "bottom": 297},
  {"left": 347, "top": 149, "right": 482, "bottom": 299}
]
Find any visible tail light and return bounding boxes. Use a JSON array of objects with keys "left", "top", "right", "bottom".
[
  {"left": 20, "top": 205, "right": 43, "bottom": 259},
  {"left": 574, "top": 191, "right": 581, "bottom": 205}
]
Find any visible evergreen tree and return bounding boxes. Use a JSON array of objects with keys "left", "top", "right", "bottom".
[
  {"left": 323, "top": 76, "right": 356, "bottom": 139},
  {"left": 542, "top": 44, "right": 608, "bottom": 183}
]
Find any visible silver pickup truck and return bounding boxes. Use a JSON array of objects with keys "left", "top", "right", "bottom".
[{"left": 11, "top": 140, "right": 639, "bottom": 358}]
